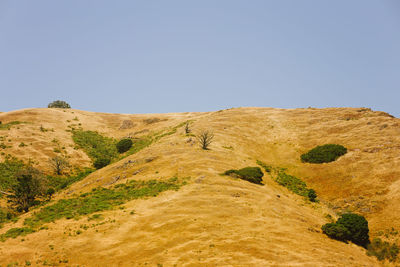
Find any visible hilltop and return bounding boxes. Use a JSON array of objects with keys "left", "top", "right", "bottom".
[{"left": 0, "top": 106, "right": 399, "bottom": 266}]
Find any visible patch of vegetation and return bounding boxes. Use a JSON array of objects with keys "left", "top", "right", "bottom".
[
  {"left": 367, "top": 238, "right": 399, "bottom": 262},
  {"left": 322, "top": 213, "right": 370, "bottom": 248},
  {"left": 93, "top": 157, "right": 111, "bottom": 169},
  {"left": 0, "top": 207, "right": 15, "bottom": 228},
  {"left": 21, "top": 178, "right": 186, "bottom": 236},
  {"left": 376, "top": 227, "right": 399, "bottom": 238},
  {"left": 0, "top": 156, "right": 94, "bottom": 218},
  {"left": 0, "top": 157, "right": 91, "bottom": 194},
  {"left": 275, "top": 171, "right": 309, "bottom": 197},
  {"left": 256, "top": 160, "right": 272, "bottom": 173},
  {"left": 116, "top": 138, "right": 133, "bottom": 153},
  {"left": 72, "top": 122, "right": 188, "bottom": 169},
  {"left": 301, "top": 144, "right": 347, "bottom": 164},
  {"left": 257, "top": 160, "right": 317, "bottom": 202},
  {"left": 307, "top": 189, "right": 317, "bottom": 202},
  {"left": 119, "top": 138, "right": 150, "bottom": 158},
  {"left": 47, "top": 100, "right": 71, "bottom": 109},
  {"left": 0, "top": 227, "right": 34, "bottom": 240},
  {"left": 88, "top": 214, "right": 104, "bottom": 221},
  {"left": 0, "top": 157, "right": 25, "bottom": 191},
  {"left": 322, "top": 222, "right": 350, "bottom": 242},
  {"left": 224, "top": 167, "right": 264, "bottom": 185},
  {"left": 0, "top": 121, "right": 23, "bottom": 130},
  {"left": 72, "top": 130, "right": 118, "bottom": 168},
  {"left": 7, "top": 168, "right": 48, "bottom": 212},
  {"left": 46, "top": 168, "right": 94, "bottom": 191}
]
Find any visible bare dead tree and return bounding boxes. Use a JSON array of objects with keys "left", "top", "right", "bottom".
[
  {"left": 49, "top": 156, "right": 70, "bottom": 175},
  {"left": 197, "top": 130, "right": 214, "bottom": 150},
  {"left": 184, "top": 122, "right": 191, "bottom": 134}
]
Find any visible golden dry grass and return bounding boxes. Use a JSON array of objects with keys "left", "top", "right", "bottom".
[{"left": 1, "top": 106, "right": 399, "bottom": 266}]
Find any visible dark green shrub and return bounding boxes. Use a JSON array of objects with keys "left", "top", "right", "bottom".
[
  {"left": 301, "top": 144, "right": 347, "bottom": 163},
  {"left": 224, "top": 167, "right": 264, "bottom": 185},
  {"left": 337, "top": 213, "right": 369, "bottom": 247},
  {"left": 322, "top": 213, "right": 370, "bottom": 248},
  {"left": 116, "top": 138, "right": 133, "bottom": 153},
  {"left": 367, "top": 238, "right": 399, "bottom": 262},
  {"left": 322, "top": 222, "right": 350, "bottom": 242},
  {"left": 47, "top": 100, "right": 71, "bottom": 109},
  {"left": 93, "top": 157, "right": 111, "bottom": 169},
  {"left": 308, "top": 189, "right": 317, "bottom": 202}
]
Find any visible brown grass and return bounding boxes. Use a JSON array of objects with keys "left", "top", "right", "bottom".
[{"left": 1, "top": 107, "right": 398, "bottom": 266}]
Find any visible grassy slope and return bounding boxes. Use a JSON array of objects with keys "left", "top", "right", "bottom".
[{"left": 1, "top": 107, "right": 398, "bottom": 265}]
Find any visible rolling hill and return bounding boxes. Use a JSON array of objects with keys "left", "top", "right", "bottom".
[{"left": 0, "top": 106, "right": 399, "bottom": 266}]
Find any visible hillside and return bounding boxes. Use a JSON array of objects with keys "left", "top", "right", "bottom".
[{"left": 0, "top": 107, "right": 399, "bottom": 266}]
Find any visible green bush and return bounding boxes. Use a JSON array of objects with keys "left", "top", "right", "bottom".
[
  {"left": 116, "top": 138, "right": 133, "bottom": 153},
  {"left": 308, "top": 189, "right": 317, "bottom": 202},
  {"left": 337, "top": 213, "right": 370, "bottom": 247},
  {"left": 367, "top": 238, "right": 399, "bottom": 262},
  {"left": 301, "top": 144, "right": 347, "bottom": 163},
  {"left": 224, "top": 167, "right": 264, "bottom": 185},
  {"left": 322, "top": 213, "right": 369, "bottom": 247},
  {"left": 322, "top": 222, "right": 350, "bottom": 242},
  {"left": 93, "top": 157, "right": 111, "bottom": 169},
  {"left": 47, "top": 100, "right": 71, "bottom": 109}
]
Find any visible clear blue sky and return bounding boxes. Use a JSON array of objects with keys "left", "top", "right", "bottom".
[{"left": 1, "top": 1, "right": 399, "bottom": 116}]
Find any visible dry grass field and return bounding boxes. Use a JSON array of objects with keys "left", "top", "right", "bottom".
[{"left": 0, "top": 107, "right": 399, "bottom": 266}]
